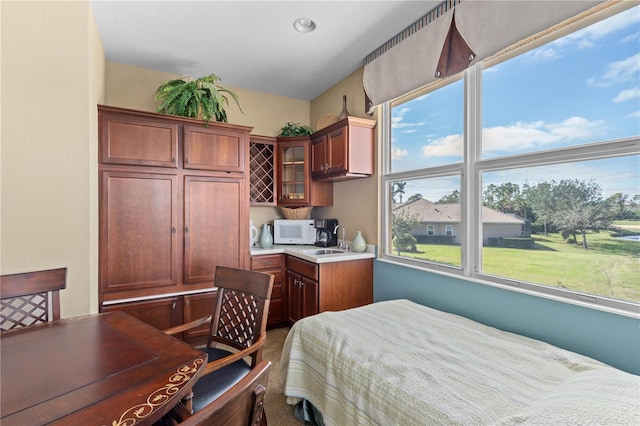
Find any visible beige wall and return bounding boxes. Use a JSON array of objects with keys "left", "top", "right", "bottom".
[
  {"left": 310, "top": 68, "right": 380, "bottom": 247},
  {"left": 1, "top": 1, "right": 105, "bottom": 317},
  {"left": 105, "top": 62, "right": 310, "bottom": 136}
]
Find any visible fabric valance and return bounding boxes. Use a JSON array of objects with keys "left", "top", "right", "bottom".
[{"left": 363, "top": 0, "right": 604, "bottom": 108}]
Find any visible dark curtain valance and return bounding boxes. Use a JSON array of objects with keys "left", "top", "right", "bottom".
[{"left": 363, "top": 0, "right": 604, "bottom": 108}]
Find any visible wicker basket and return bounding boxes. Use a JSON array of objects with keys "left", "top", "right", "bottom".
[{"left": 280, "top": 206, "right": 313, "bottom": 220}]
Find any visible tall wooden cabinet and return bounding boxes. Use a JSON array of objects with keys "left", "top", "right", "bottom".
[{"left": 98, "top": 105, "right": 252, "bottom": 341}]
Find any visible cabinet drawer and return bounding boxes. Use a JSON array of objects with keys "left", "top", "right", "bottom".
[
  {"left": 251, "top": 254, "right": 282, "bottom": 270},
  {"left": 287, "top": 256, "right": 318, "bottom": 280}
]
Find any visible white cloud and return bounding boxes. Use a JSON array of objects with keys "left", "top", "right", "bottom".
[
  {"left": 392, "top": 146, "right": 409, "bottom": 160},
  {"left": 560, "top": 7, "right": 640, "bottom": 49},
  {"left": 482, "top": 116, "right": 605, "bottom": 154},
  {"left": 587, "top": 53, "right": 640, "bottom": 87},
  {"left": 612, "top": 86, "right": 640, "bottom": 102},
  {"left": 627, "top": 110, "right": 640, "bottom": 119},
  {"left": 420, "top": 134, "right": 463, "bottom": 157}
]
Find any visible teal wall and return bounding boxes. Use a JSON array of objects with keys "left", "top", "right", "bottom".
[{"left": 374, "top": 261, "right": 640, "bottom": 375}]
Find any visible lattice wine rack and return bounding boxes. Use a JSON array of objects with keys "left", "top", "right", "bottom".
[{"left": 249, "top": 138, "right": 277, "bottom": 205}]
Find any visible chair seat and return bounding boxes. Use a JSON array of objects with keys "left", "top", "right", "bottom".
[{"left": 191, "top": 348, "right": 251, "bottom": 413}]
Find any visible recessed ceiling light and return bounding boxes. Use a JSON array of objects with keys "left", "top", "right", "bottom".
[{"left": 293, "top": 17, "right": 316, "bottom": 33}]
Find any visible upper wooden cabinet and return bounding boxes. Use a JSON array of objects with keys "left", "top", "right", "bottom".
[
  {"left": 310, "top": 116, "right": 376, "bottom": 181},
  {"left": 100, "top": 111, "right": 179, "bottom": 168},
  {"left": 183, "top": 124, "right": 245, "bottom": 172},
  {"left": 277, "top": 136, "right": 332, "bottom": 207}
]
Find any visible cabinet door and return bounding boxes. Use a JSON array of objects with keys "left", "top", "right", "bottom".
[
  {"left": 102, "top": 297, "right": 181, "bottom": 331},
  {"left": 286, "top": 270, "right": 302, "bottom": 323},
  {"left": 326, "top": 126, "right": 348, "bottom": 176},
  {"left": 311, "top": 136, "right": 327, "bottom": 178},
  {"left": 183, "top": 291, "right": 216, "bottom": 343},
  {"left": 100, "top": 171, "right": 179, "bottom": 292},
  {"left": 301, "top": 276, "right": 319, "bottom": 318},
  {"left": 278, "top": 139, "right": 309, "bottom": 205},
  {"left": 184, "top": 176, "right": 244, "bottom": 283},
  {"left": 183, "top": 125, "right": 245, "bottom": 172},
  {"left": 99, "top": 111, "right": 179, "bottom": 168}
]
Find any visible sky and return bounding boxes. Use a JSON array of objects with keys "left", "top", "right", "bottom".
[{"left": 391, "top": 6, "right": 640, "bottom": 202}]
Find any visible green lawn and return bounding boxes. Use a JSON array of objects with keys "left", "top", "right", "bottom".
[{"left": 399, "top": 228, "right": 640, "bottom": 303}]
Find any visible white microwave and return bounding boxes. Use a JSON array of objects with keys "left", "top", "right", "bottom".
[{"left": 273, "top": 219, "right": 315, "bottom": 245}]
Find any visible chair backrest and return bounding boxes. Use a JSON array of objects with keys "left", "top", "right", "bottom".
[
  {"left": 0, "top": 267, "right": 67, "bottom": 332},
  {"left": 208, "top": 266, "right": 274, "bottom": 355},
  {"left": 179, "top": 360, "right": 271, "bottom": 426}
]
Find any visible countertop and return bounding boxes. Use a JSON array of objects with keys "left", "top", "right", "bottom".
[{"left": 250, "top": 244, "right": 375, "bottom": 264}]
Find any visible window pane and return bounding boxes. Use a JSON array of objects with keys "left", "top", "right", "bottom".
[
  {"left": 391, "top": 79, "right": 463, "bottom": 172},
  {"left": 481, "top": 156, "right": 640, "bottom": 303},
  {"left": 482, "top": 7, "right": 640, "bottom": 159},
  {"left": 389, "top": 176, "right": 461, "bottom": 267}
]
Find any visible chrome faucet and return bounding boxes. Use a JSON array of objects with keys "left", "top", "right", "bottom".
[{"left": 334, "top": 225, "right": 349, "bottom": 251}]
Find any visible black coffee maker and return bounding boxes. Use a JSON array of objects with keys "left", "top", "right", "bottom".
[{"left": 314, "top": 219, "right": 339, "bottom": 247}]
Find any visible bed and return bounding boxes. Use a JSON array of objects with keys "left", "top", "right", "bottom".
[{"left": 279, "top": 299, "right": 639, "bottom": 425}]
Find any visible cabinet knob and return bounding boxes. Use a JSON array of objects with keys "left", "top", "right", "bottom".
[
  {"left": 185, "top": 226, "right": 190, "bottom": 233},
  {"left": 172, "top": 302, "right": 176, "bottom": 310},
  {"left": 185, "top": 158, "right": 190, "bottom": 165},
  {"left": 172, "top": 157, "right": 176, "bottom": 165},
  {"left": 172, "top": 226, "right": 176, "bottom": 234}
]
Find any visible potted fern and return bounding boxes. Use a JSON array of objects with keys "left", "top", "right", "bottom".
[
  {"left": 277, "top": 122, "right": 314, "bottom": 136},
  {"left": 155, "top": 73, "right": 242, "bottom": 124}
]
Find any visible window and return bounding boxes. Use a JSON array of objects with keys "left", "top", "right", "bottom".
[
  {"left": 381, "top": 4, "right": 640, "bottom": 313},
  {"left": 445, "top": 225, "right": 453, "bottom": 237}
]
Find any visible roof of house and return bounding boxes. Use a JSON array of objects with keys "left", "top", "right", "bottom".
[{"left": 394, "top": 198, "right": 525, "bottom": 224}]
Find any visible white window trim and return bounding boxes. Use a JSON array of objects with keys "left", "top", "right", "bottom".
[{"left": 378, "top": 7, "right": 640, "bottom": 319}]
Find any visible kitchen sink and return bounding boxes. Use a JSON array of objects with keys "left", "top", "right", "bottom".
[{"left": 299, "top": 249, "right": 345, "bottom": 255}]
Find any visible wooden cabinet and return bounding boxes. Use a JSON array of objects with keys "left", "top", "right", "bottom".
[
  {"left": 102, "top": 291, "right": 216, "bottom": 345},
  {"left": 310, "top": 116, "right": 376, "bottom": 181},
  {"left": 277, "top": 136, "right": 333, "bottom": 207},
  {"left": 250, "top": 254, "right": 286, "bottom": 326},
  {"left": 285, "top": 256, "right": 373, "bottom": 323},
  {"left": 249, "top": 135, "right": 277, "bottom": 206},
  {"left": 102, "top": 296, "right": 182, "bottom": 332},
  {"left": 100, "top": 170, "right": 179, "bottom": 292},
  {"left": 98, "top": 105, "right": 252, "bottom": 324},
  {"left": 182, "top": 292, "right": 216, "bottom": 343}
]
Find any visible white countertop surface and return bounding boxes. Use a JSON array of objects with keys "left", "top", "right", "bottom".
[{"left": 250, "top": 244, "right": 375, "bottom": 263}]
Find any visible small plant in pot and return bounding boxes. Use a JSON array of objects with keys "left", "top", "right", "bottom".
[
  {"left": 277, "top": 122, "right": 314, "bottom": 137},
  {"left": 155, "top": 73, "right": 242, "bottom": 125}
]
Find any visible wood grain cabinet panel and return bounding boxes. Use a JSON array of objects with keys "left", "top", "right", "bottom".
[
  {"left": 183, "top": 124, "right": 246, "bottom": 172},
  {"left": 102, "top": 297, "right": 182, "bottom": 331},
  {"left": 251, "top": 254, "right": 286, "bottom": 326},
  {"left": 100, "top": 171, "right": 179, "bottom": 292},
  {"left": 100, "top": 111, "right": 179, "bottom": 168}
]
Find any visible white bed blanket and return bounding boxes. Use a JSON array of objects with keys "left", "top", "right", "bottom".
[{"left": 280, "top": 299, "right": 639, "bottom": 425}]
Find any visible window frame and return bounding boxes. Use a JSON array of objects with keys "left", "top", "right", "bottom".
[{"left": 379, "top": 4, "right": 640, "bottom": 318}]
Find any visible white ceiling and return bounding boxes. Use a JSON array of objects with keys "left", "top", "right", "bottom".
[{"left": 90, "top": 1, "right": 440, "bottom": 100}]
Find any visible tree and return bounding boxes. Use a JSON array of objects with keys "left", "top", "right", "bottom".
[
  {"left": 407, "top": 193, "right": 423, "bottom": 203},
  {"left": 523, "top": 182, "right": 555, "bottom": 234},
  {"left": 392, "top": 181, "right": 407, "bottom": 203},
  {"left": 549, "top": 179, "right": 611, "bottom": 249},
  {"left": 391, "top": 208, "right": 419, "bottom": 255},
  {"left": 483, "top": 182, "right": 528, "bottom": 217},
  {"left": 437, "top": 190, "right": 460, "bottom": 204}
]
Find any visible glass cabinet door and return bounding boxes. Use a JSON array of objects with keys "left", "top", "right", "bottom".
[{"left": 280, "top": 144, "right": 307, "bottom": 204}]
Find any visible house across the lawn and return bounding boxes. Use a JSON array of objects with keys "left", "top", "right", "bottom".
[{"left": 395, "top": 198, "right": 527, "bottom": 244}]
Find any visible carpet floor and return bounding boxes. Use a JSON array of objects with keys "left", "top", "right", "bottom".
[{"left": 263, "top": 326, "right": 302, "bottom": 426}]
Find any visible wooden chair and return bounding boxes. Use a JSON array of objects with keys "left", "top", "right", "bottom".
[
  {"left": 164, "top": 266, "right": 274, "bottom": 418},
  {"left": 0, "top": 267, "right": 67, "bottom": 332},
  {"left": 176, "top": 360, "right": 271, "bottom": 426}
]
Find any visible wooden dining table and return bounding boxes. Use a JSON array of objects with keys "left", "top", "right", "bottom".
[{"left": 0, "top": 311, "right": 207, "bottom": 425}]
